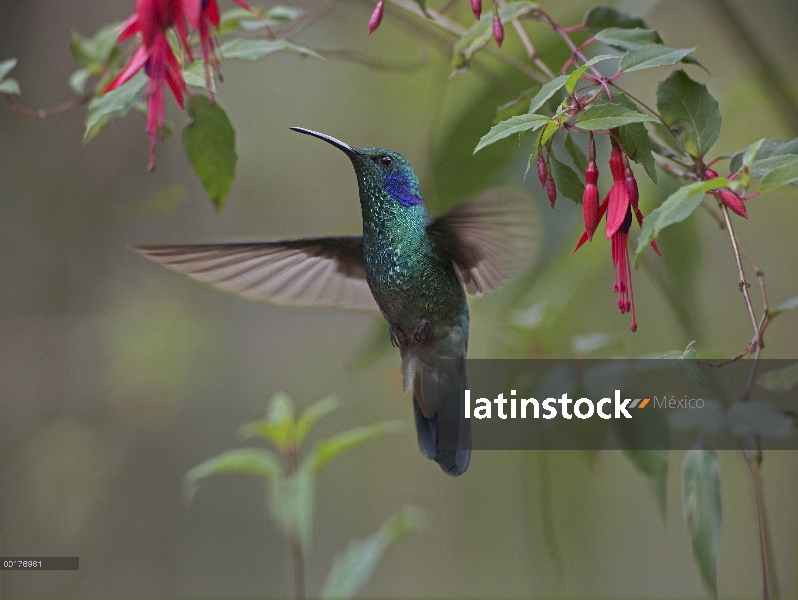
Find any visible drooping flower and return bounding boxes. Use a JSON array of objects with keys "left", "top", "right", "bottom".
[
  {"left": 704, "top": 168, "right": 748, "bottom": 218},
  {"left": 184, "top": 0, "right": 252, "bottom": 87},
  {"left": 492, "top": 11, "right": 504, "bottom": 47},
  {"left": 471, "top": 0, "right": 482, "bottom": 20},
  {"left": 545, "top": 172, "right": 557, "bottom": 208},
  {"left": 536, "top": 154, "right": 547, "bottom": 189},
  {"left": 104, "top": 0, "right": 188, "bottom": 170},
  {"left": 367, "top": 0, "right": 384, "bottom": 35},
  {"left": 582, "top": 132, "right": 599, "bottom": 240}
]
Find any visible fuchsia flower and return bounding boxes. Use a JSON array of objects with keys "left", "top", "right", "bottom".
[
  {"left": 367, "top": 0, "right": 385, "bottom": 35},
  {"left": 105, "top": 0, "right": 188, "bottom": 171},
  {"left": 573, "top": 140, "right": 660, "bottom": 332},
  {"left": 492, "top": 11, "right": 504, "bottom": 47},
  {"left": 184, "top": 0, "right": 252, "bottom": 85},
  {"left": 704, "top": 168, "right": 748, "bottom": 218},
  {"left": 471, "top": 0, "right": 482, "bottom": 19}
]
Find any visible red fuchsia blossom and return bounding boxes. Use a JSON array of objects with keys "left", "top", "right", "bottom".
[
  {"left": 367, "top": 0, "right": 384, "bottom": 35},
  {"left": 573, "top": 140, "right": 660, "bottom": 332},
  {"left": 536, "top": 154, "right": 548, "bottom": 189},
  {"left": 582, "top": 132, "right": 599, "bottom": 240},
  {"left": 105, "top": 0, "right": 188, "bottom": 171},
  {"left": 471, "top": 0, "right": 482, "bottom": 19},
  {"left": 545, "top": 172, "right": 557, "bottom": 208},
  {"left": 183, "top": 0, "right": 252, "bottom": 88},
  {"left": 492, "top": 11, "right": 504, "bottom": 47},
  {"left": 704, "top": 168, "right": 748, "bottom": 218}
]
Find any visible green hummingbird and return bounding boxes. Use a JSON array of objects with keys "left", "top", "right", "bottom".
[{"left": 136, "top": 127, "right": 535, "bottom": 476}]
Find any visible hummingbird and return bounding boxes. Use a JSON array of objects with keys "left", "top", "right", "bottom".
[{"left": 136, "top": 127, "right": 536, "bottom": 476}]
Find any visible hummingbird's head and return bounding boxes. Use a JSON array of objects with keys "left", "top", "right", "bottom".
[{"left": 290, "top": 127, "right": 423, "bottom": 207}]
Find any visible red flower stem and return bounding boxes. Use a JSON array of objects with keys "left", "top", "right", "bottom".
[{"left": 1, "top": 91, "right": 92, "bottom": 119}]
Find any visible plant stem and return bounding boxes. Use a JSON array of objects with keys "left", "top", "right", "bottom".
[
  {"left": 1, "top": 92, "right": 91, "bottom": 118},
  {"left": 282, "top": 448, "right": 305, "bottom": 600},
  {"left": 747, "top": 454, "right": 776, "bottom": 599}
]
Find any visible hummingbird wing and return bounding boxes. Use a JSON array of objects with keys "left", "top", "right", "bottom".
[
  {"left": 134, "top": 238, "right": 380, "bottom": 311},
  {"left": 427, "top": 188, "right": 539, "bottom": 296}
]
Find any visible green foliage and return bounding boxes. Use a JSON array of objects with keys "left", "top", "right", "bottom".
[
  {"left": 574, "top": 103, "right": 658, "bottom": 130},
  {"left": 0, "top": 58, "right": 20, "bottom": 95},
  {"left": 84, "top": 71, "right": 146, "bottom": 142},
  {"left": 527, "top": 74, "right": 568, "bottom": 114},
  {"left": 564, "top": 55, "right": 617, "bottom": 93},
  {"left": 664, "top": 340, "right": 705, "bottom": 385},
  {"left": 769, "top": 295, "right": 798, "bottom": 320},
  {"left": 184, "top": 448, "right": 283, "bottom": 501},
  {"left": 725, "top": 401, "right": 795, "bottom": 439},
  {"left": 682, "top": 443, "right": 722, "bottom": 596},
  {"left": 635, "top": 178, "right": 728, "bottom": 264},
  {"left": 563, "top": 133, "right": 587, "bottom": 173},
  {"left": 656, "top": 70, "right": 721, "bottom": 159},
  {"left": 321, "top": 506, "right": 427, "bottom": 599},
  {"left": 584, "top": 6, "right": 647, "bottom": 30},
  {"left": 183, "top": 96, "right": 238, "bottom": 210},
  {"left": 622, "top": 450, "right": 669, "bottom": 517},
  {"left": 549, "top": 154, "right": 584, "bottom": 203},
  {"left": 474, "top": 113, "right": 549, "bottom": 154},
  {"left": 614, "top": 94, "right": 657, "bottom": 182},
  {"left": 620, "top": 45, "right": 697, "bottom": 73},
  {"left": 218, "top": 38, "right": 322, "bottom": 61}
]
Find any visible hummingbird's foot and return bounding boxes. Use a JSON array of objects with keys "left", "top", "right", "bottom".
[
  {"left": 414, "top": 319, "right": 431, "bottom": 343},
  {"left": 390, "top": 324, "right": 408, "bottom": 347}
]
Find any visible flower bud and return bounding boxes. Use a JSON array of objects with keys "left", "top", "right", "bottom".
[
  {"left": 703, "top": 167, "right": 719, "bottom": 180},
  {"left": 367, "top": 0, "right": 384, "bottom": 35},
  {"left": 471, "top": 0, "right": 482, "bottom": 19},
  {"left": 492, "top": 11, "right": 504, "bottom": 47},
  {"left": 546, "top": 173, "right": 557, "bottom": 208},
  {"left": 583, "top": 161, "right": 599, "bottom": 240},
  {"left": 536, "top": 154, "right": 547, "bottom": 189},
  {"left": 719, "top": 190, "right": 748, "bottom": 218}
]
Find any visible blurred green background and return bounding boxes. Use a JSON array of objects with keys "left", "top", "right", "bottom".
[{"left": 1, "top": 0, "right": 797, "bottom": 597}]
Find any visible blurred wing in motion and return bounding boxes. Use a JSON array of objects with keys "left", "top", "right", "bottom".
[
  {"left": 134, "top": 237, "right": 380, "bottom": 311},
  {"left": 427, "top": 187, "right": 540, "bottom": 296}
]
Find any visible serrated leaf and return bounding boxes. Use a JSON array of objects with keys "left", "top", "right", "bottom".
[
  {"left": 84, "top": 70, "right": 147, "bottom": 142},
  {"left": 730, "top": 137, "right": 798, "bottom": 173},
  {"left": 756, "top": 362, "right": 798, "bottom": 392},
  {"left": 635, "top": 178, "right": 727, "bottom": 263},
  {"left": 184, "top": 448, "right": 283, "bottom": 501},
  {"left": 0, "top": 78, "right": 20, "bottom": 95},
  {"left": 682, "top": 443, "right": 721, "bottom": 596},
  {"left": 183, "top": 96, "right": 237, "bottom": 211},
  {"left": 758, "top": 159, "right": 798, "bottom": 191},
  {"left": 656, "top": 70, "right": 721, "bottom": 158},
  {"left": 219, "top": 38, "right": 322, "bottom": 60},
  {"left": 452, "top": 1, "right": 538, "bottom": 70},
  {"left": 620, "top": 45, "right": 697, "bottom": 73},
  {"left": 565, "top": 54, "right": 618, "bottom": 93},
  {"left": 321, "top": 506, "right": 427, "bottom": 599},
  {"left": 574, "top": 103, "right": 657, "bottom": 130},
  {"left": 271, "top": 465, "right": 315, "bottom": 549},
  {"left": 0, "top": 58, "right": 17, "bottom": 81},
  {"left": 750, "top": 154, "right": 798, "bottom": 177},
  {"left": 594, "top": 27, "right": 660, "bottom": 51},
  {"left": 305, "top": 421, "right": 404, "bottom": 472},
  {"left": 474, "top": 113, "right": 550, "bottom": 153},
  {"left": 584, "top": 7, "right": 647, "bottom": 30},
  {"left": 725, "top": 401, "right": 796, "bottom": 439},
  {"left": 295, "top": 396, "right": 341, "bottom": 447},
  {"left": 528, "top": 74, "right": 568, "bottom": 114},
  {"left": 770, "top": 295, "right": 798, "bottom": 319},
  {"left": 563, "top": 132, "right": 587, "bottom": 173},
  {"left": 550, "top": 154, "right": 584, "bottom": 203},
  {"left": 614, "top": 93, "right": 657, "bottom": 182}
]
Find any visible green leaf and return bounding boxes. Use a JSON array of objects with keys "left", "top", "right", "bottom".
[
  {"left": 563, "top": 132, "right": 587, "bottom": 173},
  {"left": 574, "top": 103, "right": 657, "bottom": 130},
  {"left": 550, "top": 154, "right": 584, "bottom": 203},
  {"left": 182, "top": 62, "right": 216, "bottom": 93},
  {"left": 584, "top": 7, "right": 647, "bottom": 30},
  {"left": 240, "top": 391, "right": 298, "bottom": 449},
  {"left": 682, "top": 442, "right": 722, "bottom": 596},
  {"left": 183, "top": 96, "right": 238, "bottom": 211},
  {"left": 725, "top": 401, "right": 796, "bottom": 439},
  {"left": 770, "top": 295, "right": 798, "bottom": 319},
  {"left": 306, "top": 421, "right": 404, "bottom": 472},
  {"left": 474, "top": 113, "right": 550, "bottom": 154},
  {"left": 656, "top": 70, "right": 721, "bottom": 158},
  {"left": 321, "top": 506, "right": 427, "bottom": 599},
  {"left": 527, "top": 74, "right": 568, "bottom": 115},
  {"left": 620, "top": 45, "right": 697, "bottom": 73},
  {"left": 614, "top": 93, "right": 657, "bottom": 182},
  {"left": 495, "top": 86, "right": 541, "bottom": 124},
  {"left": 594, "top": 27, "right": 660, "bottom": 51},
  {"left": 750, "top": 154, "right": 798, "bottom": 177},
  {"left": 635, "top": 178, "right": 727, "bottom": 263},
  {"left": 84, "top": 70, "right": 147, "bottom": 142},
  {"left": 452, "top": 1, "right": 539, "bottom": 70},
  {"left": 295, "top": 396, "right": 341, "bottom": 447},
  {"left": 623, "top": 450, "right": 669, "bottom": 517},
  {"left": 184, "top": 448, "right": 283, "bottom": 501},
  {"left": 69, "top": 68, "right": 90, "bottom": 95},
  {"left": 219, "top": 38, "right": 322, "bottom": 60},
  {"left": 758, "top": 159, "right": 798, "bottom": 191},
  {"left": 0, "top": 58, "right": 17, "bottom": 81},
  {"left": 70, "top": 24, "right": 120, "bottom": 69},
  {"left": 756, "top": 362, "right": 798, "bottom": 393},
  {"left": 667, "top": 340, "right": 705, "bottom": 385},
  {"left": 565, "top": 54, "right": 618, "bottom": 93},
  {"left": 0, "top": 78, "right": 20, "bottom": 95},
  {"left": 271, "top": 465, "right": 315, "bottom": 549},
  {"left": 729, "top": 137, "right": 798, "bottom": 173}
]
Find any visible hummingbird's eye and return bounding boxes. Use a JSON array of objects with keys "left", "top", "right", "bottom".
[{"left": 378, "top": 155, "right": 394, "bottom": 168}]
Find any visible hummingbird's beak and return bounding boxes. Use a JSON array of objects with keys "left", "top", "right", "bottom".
[{"left": 290, "top": 127, "right": 361, "bottom": 156}]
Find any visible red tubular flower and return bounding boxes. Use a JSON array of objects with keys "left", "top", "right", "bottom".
[
  {"left": 471, "top": 0, "right": 482, "bottom": 19},
  {"left": 184, "top": 0, "right": 251, "bottom": 85},
  {"left": 492, "top": 11, "right": 504, "bottom": 47},
  {"left": 704, "top": 167, "right": 748, "bottom": 218},
  {"left": 536, "top": 154, "right": 547, "bottom": 189},
  {"left": 582, "top": 133, "right": 599, "bottom": 240},
  {"left": 612, "top": 208, "right": 637, "bottom": 331},
  {"left": 367, "top": 0, "right": 384, "bottom": 35},
  {"left": 545, "top": 173, "right": 557, "bottom": 208},
  {"left": 104, "top": 0, "right": 188, "bottom": 170}
]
